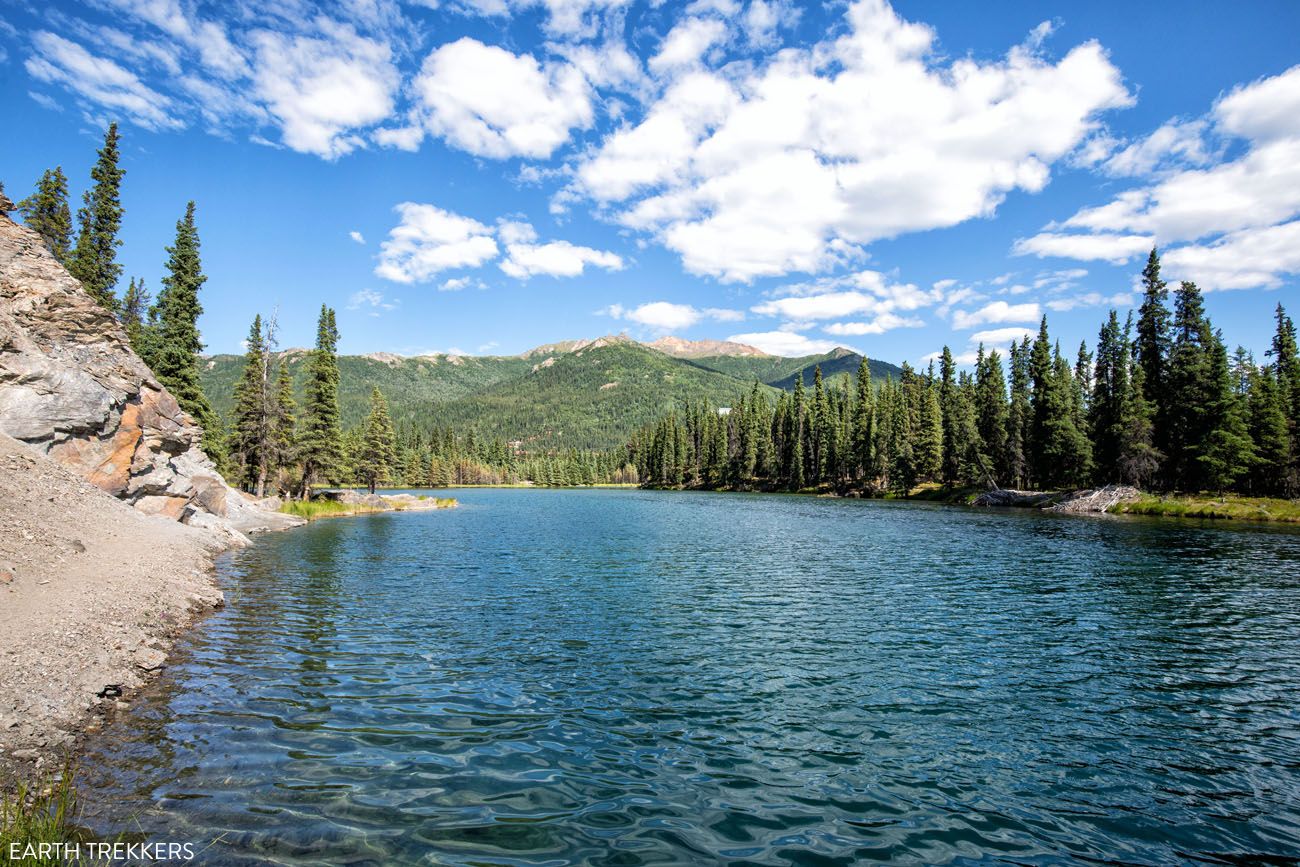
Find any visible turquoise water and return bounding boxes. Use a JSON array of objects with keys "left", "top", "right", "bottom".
[{"left": 81, "top": 489, "right": 1300, "bottom": 864}]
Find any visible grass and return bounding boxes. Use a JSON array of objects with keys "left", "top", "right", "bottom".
[
  {"left": 280, "top": 496, "right": 458, "bottom": 521},
  {"left": 1111, "top": 493, "right": 1300, "bottom": 524},
  {"left": 1, "top": 768, "right": 83, "bottom": 866}
]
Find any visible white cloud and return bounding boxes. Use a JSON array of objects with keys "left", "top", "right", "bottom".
[
  {"left": 604, "top": 301, "right": 742, "bottom": 330},
  {"left": 1045, "top": 292, "right": 1134, "bottom": 312},
  {"left": 573, "top": 1, "right": 1131, "bottom": 281},
  {"left": 26, "top": 32, "right": 181, "bottom": 130},
  {"left": 753, "top": 291, "right": 876, "bottom": 321},
  {"left": 376, "top": 203, "right": 500, "bottom": 283},
  {"left": 410, "top": 38, "right": 592, "bottom": 159},
  {"left": 951, "top": 301, "right": 1041, "bottom": 329},
  {"left": 1161, "top": 219, "right": 1300, "bottom": 290},
  {"left": 649, "top": 18, "right": 728, "bottom": 75},
  {"left": 349, "top": 230, "right": 366, "bottom": 244},
  {"left": 1102, "top": 119, "right": 1211, "bottom": 177},
  {"left": 500, "top": 238, "right": 624, "bottom": 279},
  {"left": 439, "top": 276, "right": 485, "bottom": 291},
  {"left": 453, "top": 0, "right": 630, "bottom": 38},
  {"left": 347, "top": 287, "right": 399, "bottom": 313},
  {"left": 1021, "top": 64, "right": 1300, "bottom": 290},
  {"left": 1012, "top": 231, "right": 1153, "bottom": 264},
  {"left": 249, "top": 22, "right": 398, "bottom": 158},
  {"left": 970, "top": 326, "right": 1037, "bottom": 347},
  {"left": 725, "top": 330, "right": 844, "bottom": 356},
  {"left": 824, "top": 313, "right": 924, "bottom": 335}
]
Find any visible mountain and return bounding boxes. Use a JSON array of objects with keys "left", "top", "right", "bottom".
[
  {"left": 200, "top": 336, "right": 902, "bottom": 452},
  {"left": 689, "top": 348, "right": 904, "bottom": 390},
  {"left": 646, "top": 336, "right": 769, "bottom": 358}
]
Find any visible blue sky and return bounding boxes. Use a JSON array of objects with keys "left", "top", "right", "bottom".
[{"left": 1, "top": 0, "right": 1298, "bottom": 363}]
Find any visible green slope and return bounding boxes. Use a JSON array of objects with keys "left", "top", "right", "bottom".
[
  {"left": 202, "top": 351, "right": 532, "bottom": 430},
  {"left": 690, "top": 349, "right": 904, "bottom": 389},
  {"left": 201, "top": 339, "right": 901, "bottom": 452},
  {"left": 430, "top": 341, "right": 778, "bottom": 451}
]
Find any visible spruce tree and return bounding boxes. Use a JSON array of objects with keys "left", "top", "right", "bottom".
[
  {"left": 1028, "top": 318, "right": 1054, "bottom": 487},
  {"left": 231, "top": 315, "right": 275, "bottom": 496},
  {"left": 1117, "top": 358, "right": 1162, "bottom": 488},
  {"left": 938, "top": 347, "right": 961, "bottom": 486},
  {"left": 1247, "top": 365, "right": 1292, "bottom": 496},
  {"left": 789, "top": 374, "right": 806, "bottom": 490},
  {"left": 120, "top": 277, "right": 151, "bottom": 354},
  {"left": 68, "top": 124, "right": 125, "bottom": 313},
  {"left": 150, "top": 201, "right": 219, "bottom": 460},
  {"left": 810, "top": 366, "right": 828, "bottom": 484},
  {"left": 1198, "top": 329, "right": 1255, "bottom": 492},
  {"left": 299, "top": 305, "right": 344, "bottom": 495},
  {"left": 18, "top": 166, "right": 73, "bottom": 263},
  {"left": 1006, "top": 339, "right": 1031, "bottom": 488},
  {"left": 358, "top": 387, "right": 397, "bottom": 494},
  {"left": 974, "top": 346, "right": 1008, "bottom": 486},
  {"left": 852, "top": 357, "right": 874, "bottom": 481},
  {"left": 1270, "top": 304, "right": 1300, "bottom": 490},
  {"left": 1165, "top": 282, "right": 1210, "bottom": 490},
  {"left": 1089, "top": 311, "right": 1128, "bottom": 482},
  {"left": 271, "top": 357, "right": 297, "bottom": 495}
]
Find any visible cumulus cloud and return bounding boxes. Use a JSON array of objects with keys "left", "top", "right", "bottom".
[
  {"left": 1012, "top": 231, "right": 1153, "bottom": 264},
  {"left": 1020, "top": 64, "right": 1300, "bottom": 289},
  {"left": 649, "top": 18, "right": 728, "bottom": 75},
  {"left": 350, "top": 230, "right": 366, "bottom": 244},
  {"left": 500, "top": 237, "right": 624, "bottom": 279},
  {"left": 248, "top": 22, "right": 399, "bottom": 158},
  {"left": 604, "top": 301, "right": 743, "bottom": 330},
  {"left": 724, "top": 330, "right": 845, "bottom": 356},
  {"left": 26, "top": 32, "right": 181, "bottom": 130},
  {"left": 375, "top": 203, "right": 500, "bottom": 283},
  {"left": 970, "top": 326, "right": 1037, "bottom": 347},
  {"left": 408, "top": 38, "right": 592, "bottom": 159},
  {"left": 572, "top": 0, "right": 1131, "bottom": 281},
  {"left": 451, "top": 0, "right": 631, "bottom": 39},
  {"left": 376, "top": 207, "right": 622, "bottom": 283},
  {"left": 823, "top": 313, "right": 924, "bottom": 335},
  {"left": 951, "top": 301, "right": 1041, "bottom": 329}
]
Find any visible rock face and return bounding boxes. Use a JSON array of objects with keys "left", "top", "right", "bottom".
[{"left": 0, "top": 212, "right": 262, "bottom": 529}]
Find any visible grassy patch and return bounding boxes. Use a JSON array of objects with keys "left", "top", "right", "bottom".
[
  {"left": 1112, "top": 493, "right": 1300, "bottom": 524},
  {"left": 1, "top": 769, "right": 82, "bottom": 865},
  {"left": 278, "top": 499, "right": 382, "bottom": 520}
]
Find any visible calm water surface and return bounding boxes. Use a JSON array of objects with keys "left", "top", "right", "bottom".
[{"left": 81, "top": 489, "right": 1300, "bottom": 865}]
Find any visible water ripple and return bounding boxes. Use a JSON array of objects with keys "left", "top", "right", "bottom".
[{"left": 80, "top": 489, "right": 1300, "bottom": 865}]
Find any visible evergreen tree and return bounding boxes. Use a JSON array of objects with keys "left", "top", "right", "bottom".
[
  {"left": 120, "top": 277, "right": 151, "bottom": 354},
  {"left": 938, "top": 347, "right": 961, "bottom": 486},
  {"left": 358, "top": 387, "right": 397, "bottom": 494},
  {"left": 270, "top": 356, "right": 297, "bottom": 495},
  {"left": 852, "top": 357, "right": 874, "bottom": 481},
  {"left": 149, "top": 201, "right": 219, "bottom": 460},
  {"left": 1006, "top": 339, "right": 1031, "bottom": 488},
  {"left": 1165, "top": 282, "right": 1211, "bottom": 489},
  {"left": 975, "top": 346, "right": 1008, "bottom": 486},
  {"left": 789, "top": 374, "right": 806, "bottom": 490},
  {"left": 1270, "top": 304, "right": 1300, "bottom": 492},
  {"left": 916, "top": 376, "right": 943, "bottom": 483},
  {"left": 1198, "top": 328, "right": 1255, "bottom": 492},
  {"left": 810, "top": 366, "right": 828, "bottom": 484},
  {"left": 68, "top": 124, "right": 125, "bottom": 313},
  {"left": 299, "top": 305, "right": 344, "bottom": 495},
  {"left": 1134, "top": 248, "right": 1171, "bottom": 467},
  {"left": 18, "top": 167, "right": 72, "bottom": 263},
  {"left": 1089, "top": 311, "right": 1128, "bottom": 482},
  {"left": 1247, "top": 365, "right": 1292, "bottom": 496},
  {"left": 1117, "top": 357, "right": 1162, "bottom": 488},
  {"left": 230, "top": 315, "right": 275, "bottom": 496}
]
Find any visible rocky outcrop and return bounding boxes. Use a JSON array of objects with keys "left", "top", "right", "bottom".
[
  {"left": 973, "top": 485, "right": 1142, "bottom": 514},
  {"left": 0, "top": 211, "right": 282, "bottom": 532}
]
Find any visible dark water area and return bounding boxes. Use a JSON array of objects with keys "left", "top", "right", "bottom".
[{"left": 79, "top": 489, "right": 1300, "bottom": 864}]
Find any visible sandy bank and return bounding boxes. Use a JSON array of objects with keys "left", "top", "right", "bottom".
[{"left": 0, "top": 433, "right": 295, "bottom": 780}]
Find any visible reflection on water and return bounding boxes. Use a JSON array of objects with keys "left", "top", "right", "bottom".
[{"left": 80, "top": 490, "right": 1300, "bottom": 865}]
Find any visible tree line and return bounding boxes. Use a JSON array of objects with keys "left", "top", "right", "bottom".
[{"left": 634, "top": 251, "right": 1299, "bottom": 498}]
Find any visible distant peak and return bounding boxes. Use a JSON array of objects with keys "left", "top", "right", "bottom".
[
  {"left": 519, "top": 334, "right": 635, "bottom": 358},
  {"left": 645, "top": 336, "right": 770, "bottom": 358}
]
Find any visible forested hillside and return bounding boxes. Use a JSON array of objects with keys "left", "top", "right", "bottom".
[{"left": 202, "top": 336, "right": 898, "bottom": 452}]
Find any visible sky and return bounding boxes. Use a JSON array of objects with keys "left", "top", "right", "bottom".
[{"left": 1, "top": 0, "right": 1298, "bottom": 364}]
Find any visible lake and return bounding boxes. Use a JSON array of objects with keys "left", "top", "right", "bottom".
[{"left": 80, "top": 489, "right": 1300, "bottom": 864}]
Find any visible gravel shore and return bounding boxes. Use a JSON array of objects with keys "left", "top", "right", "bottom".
[{"left": 0, "top": 433, "right": 263, "bottom": 780}]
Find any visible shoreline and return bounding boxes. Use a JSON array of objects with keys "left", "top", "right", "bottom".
[{"left": 0, "top": 433, "right": 301, "bottom": 788}]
